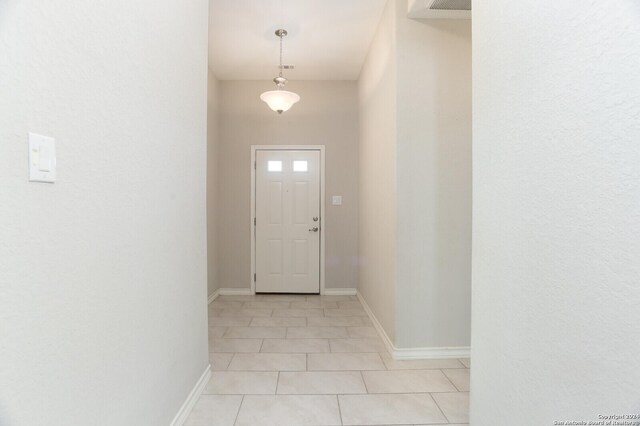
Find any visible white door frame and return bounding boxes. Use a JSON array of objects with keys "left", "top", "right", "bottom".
[{"left": 250, "top": 145, "right": 326, "bottom": 295}]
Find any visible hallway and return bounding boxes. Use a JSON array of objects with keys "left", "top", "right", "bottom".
[{"left": 186, "top": 294, "right": 470, "bottom": 425}]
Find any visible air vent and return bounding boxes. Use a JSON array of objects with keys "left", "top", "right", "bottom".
[
  {"left": 407, "top": 0, "right": 471, "bottom": 19},
  {"left": 429, "top": 0, "right": 471, "bottom": 11}
]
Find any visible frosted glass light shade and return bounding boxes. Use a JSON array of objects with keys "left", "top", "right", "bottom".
[{"left": 260, "top": 90, "right": 300, "bottom": 114}]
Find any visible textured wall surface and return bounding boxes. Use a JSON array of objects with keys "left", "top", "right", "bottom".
[
  {"left": 471, "top": 1, "right": 640, "bottom": 424},
  {"left": 358, "top": 0, "right": 398, "bottom": 342},
  {"left": 216, "top": 80, "right": 359, "bottom": 290},
  {"left": 395, "top": 13, "right": 472, "bottom": 349},
  {"left": 0, "top": 1, "right": 209, "bottom": 425}
]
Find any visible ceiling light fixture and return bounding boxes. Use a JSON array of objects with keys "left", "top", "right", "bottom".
[{"left": 260, "top": 29, "right": 300, "bottom": 114}]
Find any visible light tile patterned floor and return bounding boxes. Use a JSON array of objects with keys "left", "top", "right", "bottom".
[{"left": 186, "top": 294, "right": 470, "bottom": 426}]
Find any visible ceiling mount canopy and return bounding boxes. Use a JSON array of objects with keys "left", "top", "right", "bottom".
[{"left": 260, "top": 28, "right": 300, "bottom": 114}]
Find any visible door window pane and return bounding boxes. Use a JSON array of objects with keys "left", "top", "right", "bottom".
[
  {"left": 267, "top": 160, "right": 282, "bottom": 172},
  {"left": 293, "top": 160, "right": 308, "bottom": 172}
]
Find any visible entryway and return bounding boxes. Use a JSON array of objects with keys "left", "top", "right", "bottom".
[
  {"left": 197, "top": 293, "right": 470, "bottom": 425},
  {"left": 251, "top": 146, "right": 325, "bottom": 294}
]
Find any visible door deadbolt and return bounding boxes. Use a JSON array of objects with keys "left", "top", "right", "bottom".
[{"left": 313, "top": 217, "right": 319, "bottom": 222}]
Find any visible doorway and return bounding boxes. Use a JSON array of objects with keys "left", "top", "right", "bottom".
[{"left": 251, "top": 146, "right": 325, "bottom": 294}]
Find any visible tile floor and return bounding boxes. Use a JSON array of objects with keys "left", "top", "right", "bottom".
[{"left": 186, "top": 294, "right": 470, "bottom": 426}]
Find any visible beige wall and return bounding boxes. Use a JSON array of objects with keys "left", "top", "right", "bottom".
[
  {"left": 358, "top": 0, "right": 472, "bottom": 349},
  {"left": 216, "top": 80, "right": 359, "bottom": 290},
  {"left": 395, "top": 16, "right": 472, "bottom": 348},
  {"left": 0, "top": 0, "right": 209, "bottom": 424},
  {"left": 207, "top": 69, "right": 220, "bottom": 297},
  {"left": 358, "top": 0, "right": 398, "bottom": 342}
]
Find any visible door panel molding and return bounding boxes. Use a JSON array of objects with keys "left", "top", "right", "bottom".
[{"left": 250, "top": 145, "right": 326, "bottom": 295}]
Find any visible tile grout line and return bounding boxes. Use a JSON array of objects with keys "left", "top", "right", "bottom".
[
  {"left": 380, "top": 351, "right": 389, "bottom": 371},
  {"left": 232, "top": 394, "right": 245, "bottom": 426},
  {"left": 223, "top": 352, "right": 233, "bottom": 370},
  {"left": 440, "top": 368, "right": 461, "bottom": 392},
  {"left": 428, "top": 391, "right": 452, "bottom": 424},
  {"left": 360, "top": 371, "right": 370, "bottom": 394},
  {"left": 336, "top": 394, "right": 344, "bottom": 426},
  {"left": 204, "top": 391, "right": 467, "bottom": 396},
  {"left": 226, "top": 352, "right": 237, "bottom": 371}
]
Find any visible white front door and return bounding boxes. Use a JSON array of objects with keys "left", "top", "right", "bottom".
[{"left": 255, "top": 150, "right": 321, "bottom": 293}]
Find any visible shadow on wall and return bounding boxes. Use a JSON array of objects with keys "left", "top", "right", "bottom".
[
  {"left": 395, "top": 17, "right": 472, "bottom": 348},
  {"left": 431, "top": 19, "right": 472, "bottom": 346}
]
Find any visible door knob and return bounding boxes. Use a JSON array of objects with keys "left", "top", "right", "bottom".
[{"left": 309, "top": 226, "right": 319, "bottom": 232}]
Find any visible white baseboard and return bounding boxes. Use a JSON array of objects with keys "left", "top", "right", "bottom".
[
  {"left": 170, "top": 364, "right": 211, "bottom": 426},
  {"left": 215, "top": 288, "right": 355, "bottom": 297},
  {"left": 207, "top": 289, "right": 219, "bottom": 304},
  {"left": 218, "top": 288, "right": 254, "bottom": 296},
  {"left": 323, "top": 288, "right": 357, "bottom": 296},
  {"left": 393, "top": 346, "right": 471, "bottom": 360},
  {"left": 356, "top": 291, "right": 470, "bottom": 360},
  {"left": 356, "top": 291, "right": 395, "bottom": 355}
]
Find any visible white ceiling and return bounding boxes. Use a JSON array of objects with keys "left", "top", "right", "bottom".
[{"left": 208, "top": 0, "right": 388, "bottom": 81}]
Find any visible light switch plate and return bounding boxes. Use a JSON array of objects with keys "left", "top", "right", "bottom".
[
  {"left": 29, "top": 132, "right": 56, "bottom": 183},
  {"left": 332, "top": 195, "right": 342, "bottom": 206}
]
